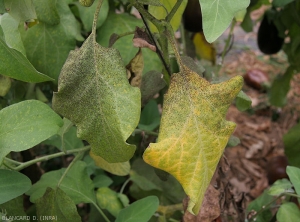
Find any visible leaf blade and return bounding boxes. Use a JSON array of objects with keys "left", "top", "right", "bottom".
[
  {"left": 0, "top": 100, "right": 63, "bottom": 164},
  {"left": 199, "top": 0, "right": 250, "bottom": 43},
  {"left": 143, "top": 67, "right": 243, "bottom": 214},
  {"left": 53, "top": 33, "right": 141, "bottom": 163},
  {"left": 0, "top": 170, "right": 32, "bottom": 204}
]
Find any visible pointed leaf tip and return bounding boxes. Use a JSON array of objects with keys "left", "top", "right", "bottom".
[
  {"left": 53, "top": 33, "right": 141, "bottom": 163},
  {"left": 143, "top": 70, "right": 243, "bottom": 214}
]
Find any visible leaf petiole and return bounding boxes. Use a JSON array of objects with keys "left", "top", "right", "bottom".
[{"left": 3, "top": 146, "right": 91, "bottom": 171}]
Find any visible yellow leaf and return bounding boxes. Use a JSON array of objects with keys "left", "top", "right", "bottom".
[
  {"left": 193, "top": 32, "right": 216, "bottom": 65},
  {"left": 148, "top": 0, "right": 187, "bottom": 32},
  {"left": 90, "top": 151, "right": 130, "bottom": 176},
  {"left": 126, "top": 48, "right": 144, "bottom": 88},
  {"left": 143, "top": 34, "right": 243, "bottom": 214}
]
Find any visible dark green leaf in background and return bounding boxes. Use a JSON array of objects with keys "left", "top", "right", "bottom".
[
  {"left": 26, "top": 161, "right": 96, "bottom": 205},
  {"left": 273, "top": 0, "right": 295, "bottom": 7},
  {"left": 0, "top": 196, "right": 27, "bottom": 222},
  {"left": 246, "top": 191, "right": 273, "bottom": 222},
  {"left": 36, "top": 187, "right": 81, "bottom": 222},
  {"left": 4, "top": 0, "right": 36, "bottom": 22},
  {"left": 32, "top": 0, "right": 60, "bottom": 25},
  {"left": 236, "top": 90, "right": 252, "bottom": 111},
  {"left": 283, "top": 123, "right": 300, "bottom": 168},
  {"left": 0, "top": 170, "right": 31, "bottom": 204},
  {"left": 0, "top": 36, "right": 53, "bottom": 82},
  {"left": 0, "top": 0, "right": 5, "bottom": 13},
  {"left": 138, "top": 100, "right": 161, "bottom": 131},
  {"left": 97, "top": 12, "right": 162, "bottom": 75},
  {"left": 130, "top": 159, "right": 185, "bottom": 205},
  {"left": 241, "top": 10, "right": 253, "bottom": 32},
  {"left": 130, "top": 170, "right": 162, "bottom": 192},
  {"left": 269, "top": 66, "right": 295, "bottom": 107},
  {"left": 0, "top": 100, "right": 63, "bottom": 164},
  {"left": 141, "top": 70, "right": 166, "bottom": 106},
  {"left": 115, "top": 196, "right": 159, "bottom": 222},
  {"left": 75, "top": 0, "right": 109, "bottom": 32},
  {"left": 277, "top": 202, "right": 300, "bottom": 222},
  {"left": 93, "top": 174, "right": 113, "bottom": 188},
  {"left": 0, "top": 13, "right": 26, "bottom": 55}
]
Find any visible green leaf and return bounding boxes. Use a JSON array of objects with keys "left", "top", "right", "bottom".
[
  {"left": 22, "top": 1, "right": 79, "bottom": 81},
  {"left": 0, "top": 170, "right": 31, "bottom": 204},
  {"left": 199, "top": 0, "right": 250, "bottom": 43},
  {"left": 0, "top": 13, "right": 26, "bottom": 55},
  {"left": 269, "top": 66, "right": 295, "bottom": 107},
  {"left": 97, "top": 12, "right": 162, "bottom": 75},
  {"left": 0, "top": 196, "right": 27, "bottom": 222},
  {"left": 283, "top": 122, "right": 300, "bottom": 168},
  {"left": 36, "top": 187, "right": 81, "bottom": 222},
  {"left": 138, "top": 100, "right": 161, "bottom": 131},
  {"left": 90, "top": 151, "right": 131, "bottom": 176},
  {"left": 235, "top": 90, "right": 252, "bottom": 111},
  {"left": 118, "top": 193, "right": 130, "bottom": 207},
  {"left": 43, "top": 119, "right": 84, "bottom": 151},
  {"left": 268, "top": 179, "right": 293, "bottom": 196},
  {"left": 241, "top": 10, "right": 253, "bottom": 32},
  {"left": 277, "top": 202, "right": 300, "bottom": 222},
  {"left": 286, "top": 166, "right": 300, "bottom": 195},
  {"left": 75, "top": 0, "right": 109, "bottom": 32},
  {"left": 0, "top": 100, "right": 63, "bottom": 164},
  {"left": 148, "top": 0, "right": 187, "bottom": 32},
  {"left": 53, "top": 31, "right": 140, "bottom": 163},
  {"left": 273, "top": 0, "right": 295, "bottom": 7},
  {"left": 0, "top": 0, "right": 5, "bottom": 13},
  {"left": 32, "top": 0, "right": 60, "bottom": 25},
  {"left": 26, "top": 161, "right": 96, "bottom": 205},
  {"left": 58, "top": 0, "right": 84, "bottom": 41},
  {"left": 143, "top": 53, "right": 243, "bottom": 214},
  {"left": 93, "top": 174, "right": 113, "bottom": 188},
  {"left": 130, "top": 170, "right": 162, "bottom": 191},
  {"left": 227, "top": 135, "right": 240, "bottom": 147},
  {"left": 141, "top": 70, "right": 166, "bottom": 106},
  {"left": 247, "top": 191, "right": 274, "bottom": 222},
  {"left": 0, "top": 75, "right": 11, "bottom": 97},
  {"left": 4, "top": 0, "right": 36, "bottom": 22},
  {"left": 0, "top": 37, "right": 53, "bottom": 82},
  {"left": 96, "top": 187, "right": 123, "bottom": 217},
  {"left": 131, "top": 158, "right": 185, "bottom": 205},
  {"left": 115, "top": 196, "right": 159, "bottom": 222}
]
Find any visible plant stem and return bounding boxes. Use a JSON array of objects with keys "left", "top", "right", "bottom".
[
  {"left": 166, "top": 0, "right": 184, "bottom": 22},
  {"left": 4, "top": 157, "right": 22, "bottom": 165},
  {"left": 119, "top": 178, "right": 131, "bottom": 194},
  {"left": 134, "top": 129, "right": 159, "bottom": 136},
  {"left": 57, "top": 152, "right": 84, "bottom": 188},
  {"left": 283, "top": 192, "right": 300, "bottom": 198},
  {"left": 92, "top": 0, "right": 104, "bottom": 35},
  {"left": 220, "top": 20, "right": 236, "bottom": 65},
  {"left": 9, "top": 146, "right": 91, "bottom": 171},
  {"left": 138, "top": 6, "right": 172, "bottom": 82},
  {"left": 248, "top": 195, "right": 282, "bottom": 221},
  {"left": 92, "top": 202, "right": 110, "bottom": 222}
]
